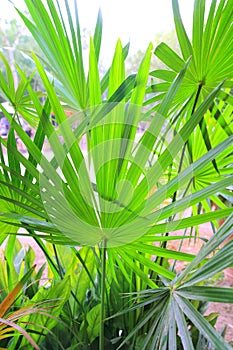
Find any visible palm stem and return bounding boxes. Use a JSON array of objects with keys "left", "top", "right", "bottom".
[
  {"left": 158, "top": 84, "right": 203, "bottom": 256},
  {"left": 100, "top": 237, "right": 107, "bottom": 350}
]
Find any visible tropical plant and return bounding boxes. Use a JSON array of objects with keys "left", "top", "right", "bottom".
[
  {"left": 0, "top": 237, "right": 72, "bottom": 349},
  {"left": 150, "top": 0, "right": 233, "bottom": 208},
  {"left": 0, "top": 0, "right": 232, "bottom": 349},
  {"left": 0, "top": 264, "right": 40, "bottom": 350},
  {"left": 0, "top": 262, "right": 62, "bottom": 350}
]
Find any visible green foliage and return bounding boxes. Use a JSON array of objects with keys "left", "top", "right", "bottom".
[
  {"left": 0, "top": 0, "right": 232, "bottom": 349},
  {"left": 0, "top": 239, "right": 65, "bottom": 350},
  {"left": 153, "top": 0, "right": 233, "bottom": 104},
  {"left": 11, "top": 277, "right": 71, "bottom": 349}
]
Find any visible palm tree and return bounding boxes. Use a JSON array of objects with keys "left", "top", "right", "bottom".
[{"left": 0, "top": 0, "right": 232, "bottom": 348}]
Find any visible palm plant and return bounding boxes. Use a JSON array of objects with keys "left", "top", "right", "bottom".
[
  {"left": 0, "top": 0, "right": 232, "bottom": 349},
  {"left": 150, "top": 0, "right": 233, "bottom": 184},
  {"left": 152, "top": 0, "right": 233, "bottom": 107}
]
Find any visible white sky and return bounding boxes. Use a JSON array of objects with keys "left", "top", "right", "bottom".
[
  {"left": 0, "top": 0, "right": 211, "bottom": 64},
  {"left": 76, "top": 0, "right": 195, "bottom": 51}
]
